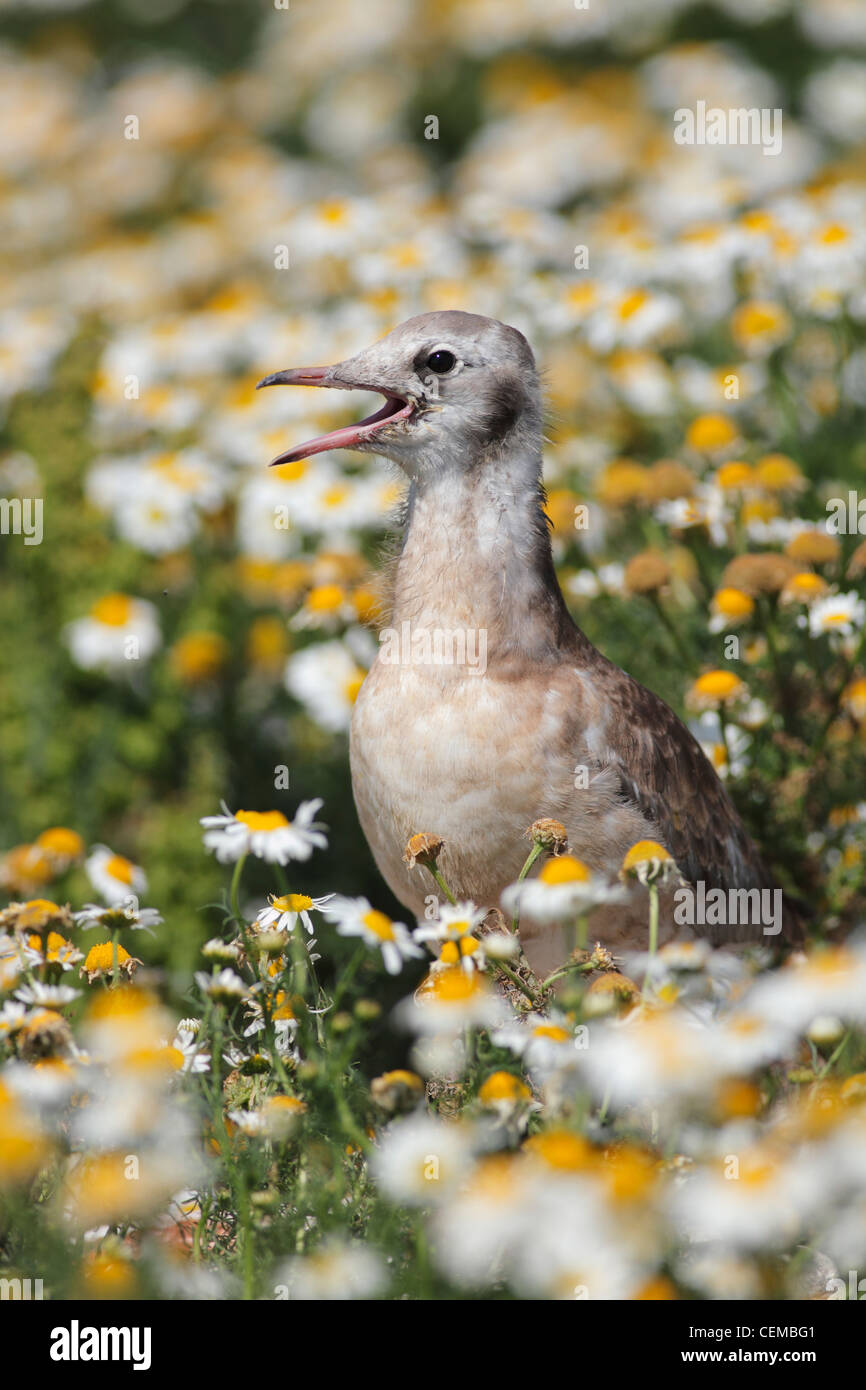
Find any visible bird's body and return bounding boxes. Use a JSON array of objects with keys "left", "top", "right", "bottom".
[{"left": 259, "top": 311, "right": 800, "bottom": 972}]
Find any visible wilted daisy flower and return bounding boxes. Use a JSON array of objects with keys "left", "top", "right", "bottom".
[
  {"left": 243, "top": 987, "right": 302, "bottom": 1042},
  {"left": 20, "top": 929, "right": 82, "bottom": 973},
  {"left": 323, "top": 896, "right": 422, "bottom": 975},
  {"left": 200, "top": 800, "right": 327, "bottom": 864},
  {"left": 371, "top": 1113, "right": 474, "bottom": 1205},
  {"left": 274, "top": 1239, "right": 387, "bottom": 1300},
  {"left": 63, "top": 593, "right": 161, "bottom": 674},
  {"left": 253, "top": 890, "right": 334, "bottom": 936},
  {"left": 0, "top": 898, "right": 73, "bottom": 936},
  {"left": 502, "top": 854, "right": 625, "bottom": 924},
  {"left": 85, "top": 846, "right": 148, "bottom": 907},
  {"left": 80, "top": 941, "right": 141, "bottom": 984}
]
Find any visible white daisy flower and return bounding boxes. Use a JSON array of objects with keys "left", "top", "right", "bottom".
[
  {"left": 323, "top": 896, "right": 423, "bottom": 975},
  {"left": 807, "top": 591, "right": 866, "bottom": 639},
  {"left": 200, "top": 800, "right": 327, "bottom": 864},
  {"left": 84, "top": 846, "right": 148, "bottom": 908},
  {"left": 243, "top": 986, "right": 302, "bottom": 1039},
  {"left": 284, "top": 639, "right": 367, "bottom": 733},
  {"left": 397, "top": 965, "right": 508, "bottom": 1035},
  {"left": 493, "top": 1012, "right": 581, "bottom": 1078},
  {"left": 502, "top": 854, "right": 626, "bottom": 924},
  {"left": 0, "top": 1000, "right": 28, "bottom": 1038},
  {"left": 194, "top": 968, "right": 249, "bottom": 1003},
  {"left": 413, "top": 900, "right": 486, "bottom": 948},
  {"left": 14, "top": 982, "right": 80, "bottom": 1008},
  {"left": 371, "top": 1114, "right": 475, "bottom": 1206},
  {"left": 74, "top": 900, "right": 162, "bottom": 935},
  {"left": 253, "top": 890, "right": 334, "bottom": 936},
  {"left": 168, "top": 1028, "right": 210, "bottom": 1074},
  {"left": 274, "top": 1239, "right": 387, "bottom": 1301},
  {"left": 63, "top": 593, "right": 161, "bottom": 674}
]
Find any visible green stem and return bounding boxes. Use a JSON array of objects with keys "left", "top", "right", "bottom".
[
  {"left": 230, "top": 852, "right": 247, "bottom": 928},
  {"left": 650, "top": 594, "right": 692, "bottom": 667},
  {"left": 331, "top": 943, "right": 366, "bottom": 1012},
  {"left": 426, "top": 864, "right": 456, "bottom": 906},
  {"left": 510, "top": 841, "right": 544, "bottom": 931},
  {"left": 818, "top": 1030, "right": 851, "bottom": 1079},
  {"left": 642, "top": 883, "right": 659, "bottom": 997},
  {"left": 494, "top": 960, "right": 538, "bottom": 1008}
]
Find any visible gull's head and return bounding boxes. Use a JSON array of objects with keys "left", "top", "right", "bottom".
[{"left": 256, "top": 310, "right": 540, "bottom": 479}]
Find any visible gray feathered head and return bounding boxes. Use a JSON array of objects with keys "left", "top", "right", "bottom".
[{"left": 257, "top": 310, "right": 541, "bottom": 478}]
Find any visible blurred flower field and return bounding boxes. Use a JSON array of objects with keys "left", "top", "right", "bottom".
[{"left": 2, "top": 0, "right": 866, "bottom": 1301}]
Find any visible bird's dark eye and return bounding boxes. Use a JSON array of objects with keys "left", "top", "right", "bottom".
[{"left": 426, "top": 349, "right": 457, "bottom": 374}]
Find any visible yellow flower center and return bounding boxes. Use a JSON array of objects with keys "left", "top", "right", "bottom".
[
  {"left": 731, "top": 300, "right": 789, "bottom": 341},
  {"left": 754, "top": 453, "right": 803, "bottom": 491},
  {"left": 692, "top": 670, "right": 744, "bottom": 701},
  {"left": 713, "top": 588, "right": 754, "bottom": 620},
  {"left": 344, "top": 671, "right": 365, "bottom": 704},
  {"left": 84, "top": 942, "right": 132, "bottom": 974},
  {"left": 274, "top": 458, "right": 308, "bottom": 482},
  {"left": 307, "top": 583, "right": 345, "bottom": 611},
  {"left": 622, "top": 839, "right": 672, "bottom": 871},
  {"left": 235, "top": 810, "right": 289, "bottom": 832},
  {"left": 686, "top": 414, "right": 737, "bottom": 451},
  {"left": 318, "top": 200, "right": 348, "bottom": 225},
  {"left": 426, "top": 966, "right": 482, "bottom": 1003},
  {"left": 271, "top": 893, "right": 313, "bottom": 912},
  {"left": 818, "top": 222, "right": 850, "bottom": 245},
  {"left": 525, "top": 1130, "right": 593, "bottom": 1171},
  {"left": 538, "top": 854, "right": 591, "bottom": 886},
  {"left": 35, "top": 828, "right": 84, "bottom": 858},
  {"left": 90, "top": 594, "right": 133, "bottom": 627},
  {"left": 617, "top": 288, "right": 650, "bottom": 321},
  {"left": 785, "top": 572, "right": 826, "bottom": 599},
  {"left": 532, "top": 1024, "right": 571, "bottom": 1042},
  {"left": 105, "top": 854, "right": 136, "bottom": 885},
  {"left": 715, "top": 461, "right": 755, "bottom": 490},
  {"left": 18, "top": 900, "right": 62, "bottom": 929},
  {"left": 479, "top": 1071, "right": 531, "bottom": 1104},
  {"left": 362, "top": 909, "right": 394, "bottom": 941}
]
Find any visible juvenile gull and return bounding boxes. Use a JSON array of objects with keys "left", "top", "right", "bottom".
[{"left": 258, "top": 311, "right": 801, "bottom": 973}]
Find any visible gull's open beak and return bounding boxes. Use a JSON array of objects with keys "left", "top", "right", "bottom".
[{"left": 256, "top": 365, "right": 414, "bottom": 466}]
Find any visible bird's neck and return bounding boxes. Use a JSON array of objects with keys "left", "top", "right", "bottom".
[{"left": 388, "top": 439, "right": 580, "bottom": 663}]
